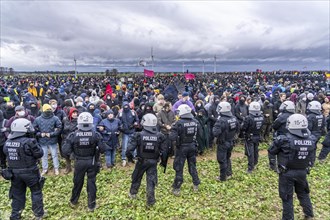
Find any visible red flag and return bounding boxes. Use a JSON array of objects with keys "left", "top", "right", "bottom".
[
  {"left": 185, "top": 73, "right": 195, "bottom": 80},
  {"left": 144, "top": 69, "right": 154, "bottom": 77}
]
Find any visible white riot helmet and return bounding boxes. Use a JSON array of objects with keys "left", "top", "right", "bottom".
[
  {"left": 279, "top": 101, "right": 295, "bottom": 113},
  {"left": 216, "top": 101, "right": 232, "bottom": 116},
  {"left": 141, "top": 113, "right": 158, "bottom": 132},
  {"left": 286, "top": 114, "right": 309, "bottom": 138},
  {"left": 77, "top": 112, "right": 94, "bottom": 131},
  {"left": 141, "top": 113, "right": 157, "bottom": 127},
  {"left": 249, "top": 101, "right": 261, "bottom": 116},
  {"left": 307, "top": 93, "right": 314, "bottom": 101},
  {"left": 177, "top": 104, "right": 192, "bottom": 117},
  {"left": 8, "top": 118, "right": 35, "bottom": 139},
  {"left": 307, "top": 101, "right": 322, "bottom": 114}
]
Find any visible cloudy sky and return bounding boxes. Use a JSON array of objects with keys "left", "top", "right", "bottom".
[{"left": 1, "top": 1, "right": 329, "bottom": 72}]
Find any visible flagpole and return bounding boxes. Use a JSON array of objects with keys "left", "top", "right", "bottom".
[
  {"left": 202, "top": 60, "right": 205, "bottom": 75},
  {"left": 182, "top": 62, "right": 185, "bottom": 73},
  {"left": 74, "top": 57, "right": 77, "bottom": 78},
  {"left": 151, "top": 47, "right": 154, "bottom": 71},
  {"left": 214, "top": 55, "right": 217, "bottom": 74}
]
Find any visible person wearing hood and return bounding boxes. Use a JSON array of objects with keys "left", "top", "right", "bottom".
[
  {"left": 195, "top": 109, "right": 209, "bottom": 155},
  {"left": 242, "top": 102, "right": 264, "bottom": 173},
  {"left": 33, "top": 104, "right": 62, "bottom": 176},
  {"left": 208, "top": 95, "right": 220, "bottom": 148},
  {"left": 169, "top": 104, "right": 201, "bottom": 196},
  {"left": 74, "top": 96, "right": 87, "bottom": 114},
  {"left": 0, "top": 110, "right": 7, "bottom": 169},
  {"left": 98, "top": 110, "right": 121, "bottom": 169},
  {"left": 117, "top": 101, "right": 139, "bottom": 167},
  {"left": 268, "top": 114, "right": 316, "bottom": 220},
  {"left": 261, "top": 98, "right": 273, "bottom": 142},
  {"left": 61, "top": 107, "right": 79, "bottom": 174},
  {"left": 296, "top": 93, "right": 307, "bottom": 115},
  {"left": 29, "top": 101, "right": 40, "bottom": 118},
  {"left": 213, "top": 102, "right": 240, "bottom": 181},
  {"left": 87, "top": 103, "right": 102, "bottom": 130},
  {"left": 157, "top": 102, "right": 176, "bottom": 156},
  {"left": 89, "top": 90, "right": 100, "bottom": 104},
  {"left": 4, "top": 100, "right": 16, "bottom": 120},
  {"left": 136, "top": 102, "right": 146, "bottom": 122},
  {"left": 5, "top": 106, "right": 35, "bottom": 136},
  {"left": 152, "top": 94, "right": 165, "bottom": 114}
]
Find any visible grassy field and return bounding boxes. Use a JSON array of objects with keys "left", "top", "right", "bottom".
[{"left": 0, "top": 143, "right": 329, "bottom": 220}]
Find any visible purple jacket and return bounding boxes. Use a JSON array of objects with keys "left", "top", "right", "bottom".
[{"left": 172, "top": 99, "right": 195, "bottom": 112}]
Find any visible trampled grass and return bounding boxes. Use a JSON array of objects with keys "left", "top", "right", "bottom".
[{"left": 0, "top": 145, "right": 329, "bottom": 220}]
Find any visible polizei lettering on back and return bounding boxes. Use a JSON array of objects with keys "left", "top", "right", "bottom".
[
  {"left": 142, "top": 136, "right": 158, "bottom": 141},
  {"left": 294, "top": 140, "right": 312, "bottom": 146},
  {"left": 183, "top": 122, "right": 196, "bottom": 127},
  {"left": 76, "top": 132, "right": 93, "bottom": 137}
]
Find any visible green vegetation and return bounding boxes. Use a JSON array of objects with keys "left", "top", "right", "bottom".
[{"left": 0, "top": 146, "right": 329, "bottom": 220}]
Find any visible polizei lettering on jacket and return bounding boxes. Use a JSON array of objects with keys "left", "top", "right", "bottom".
[
  {"left": 142, "top": 136, "right": 158, "bottom": 141},
  {"left": 294, "top": 140, "right": 312, "bottom": 146},
  {"left": 76, "top": 132, "right": 93, "bottom": 137}
]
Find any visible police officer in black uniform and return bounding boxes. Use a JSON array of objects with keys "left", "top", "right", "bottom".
[
  {"left": 242, "top": 101, "right": 264, "bottom": 173},
  {"left": 3, "top": 118, "right": 45, "bottom": 220},
  {"left": 269, "top": 101, "right": 295, "bottom": 171},
  {"left": 62, "top": 112, "right": 105, "bottom": 212},
  {"left": 269, "top": 114, "right": 315, "bottom": 220},
  {"left": 126, "top": 113, "right": 167, "bottom": 206},
  {"left": 213, "top": 101, "right": 240, "bottom": 181},
  {"left": 170, "top": 104, "right": 200, "bottom": 196},
  {"left": 306, "top": 101, "right": 325, "bottom": 144}
]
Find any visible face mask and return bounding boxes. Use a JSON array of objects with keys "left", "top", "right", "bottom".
[
  {"left": 76, "top": 102, "right": 82, "bottom": 107},
  {"left": 31, "top": 104, "right": 36, "bottom": 108},
  {"left": 107, "top": 97, "right": 111, "bottom": 100},
  {"left": 44, "top": 110, "right": 53, "bottom": 117},
  {"left": 197, "top": 103, "right": 202, "bottom": 107},
  {"left": 302, "top": 97, "right": 307, "bottom": 101},
  {"left": 51, "top": 104, "right": 57, "bottom": 109},
  {"left": 17, "top": 111, "right": 25, "bottom": 117}
]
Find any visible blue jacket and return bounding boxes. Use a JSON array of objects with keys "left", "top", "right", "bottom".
[
  {"left": 33, "top": 112, "right": 62, "bottom": 145},
  {"left": 99, "top": 118, "right": 121, "bottom": 149}
]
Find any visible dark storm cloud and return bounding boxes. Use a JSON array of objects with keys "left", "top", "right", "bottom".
[{"left": 1, "top": 1, "right": 329, "bottom": 72}]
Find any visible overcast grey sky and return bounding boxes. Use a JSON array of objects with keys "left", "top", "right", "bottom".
[{"left": 1, "top": 1, "right": 329, "bottom": 72}]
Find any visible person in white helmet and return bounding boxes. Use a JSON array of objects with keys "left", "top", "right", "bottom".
[
  {"left": 126, "top": 113, "right": 167, "bottom": 206},
  {"left": 268, "top": 114, "right": 316, "bottom": 220},
  {"left": 62, "top": 112, "right": 105, "bottom": 212},
  {"left": 169, "top": 104, "right": 200, "bottom": 196},
  {"left": 213, "top": 101, "right": 240, "bottom": 181},
  {"left": 242, "top": 101, "right": 264, "bottom": 173}
]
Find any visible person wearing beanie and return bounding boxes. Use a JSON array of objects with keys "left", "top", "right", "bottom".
[
  {"left": 98, "top": 109, "right": 121, "bottom": 169},
  {"left": 172, "top": 92, "right": 195, "bottom": 112},
  {"left": 4, "top": 105, "right": 35, "bottom": 135},
  {"left": 61, "top": 108, "right": 79, "bottom": 174},
  {"left": 33, "top": 104, "right": 62, "bottom": 176}
]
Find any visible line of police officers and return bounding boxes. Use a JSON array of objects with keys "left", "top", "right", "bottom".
[{"left": 1, "top": 99, "right": 326, "bottom": 219}]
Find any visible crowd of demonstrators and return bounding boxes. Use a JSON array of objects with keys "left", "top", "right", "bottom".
[
  {"left": 0, "top": 71, "right": 329, "bottom": 172},
  {"left": 0, "top": 70, "right": 330, "bottom": 217}
]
